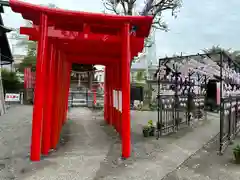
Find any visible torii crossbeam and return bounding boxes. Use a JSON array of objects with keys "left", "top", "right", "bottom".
[{"left": 8, "top": 0, "right": 152, "bottom": 161}]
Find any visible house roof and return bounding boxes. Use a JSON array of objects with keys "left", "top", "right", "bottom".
[{"left": 0, "top": 10, "right": 13, "bottom": 65}]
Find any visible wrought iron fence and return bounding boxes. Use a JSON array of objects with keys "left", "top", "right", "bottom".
[
  {"left": 155, "top": 53, "right": 215, "bottom": 138},
  {"left": 156, "top": 74, "right": 207, "bottom": 136},
  {"left": 219, "top": 96, "right": 240, "bottom": 154},
  {"left": 219, "top": 51, "right": 240, "bottom": 154}
]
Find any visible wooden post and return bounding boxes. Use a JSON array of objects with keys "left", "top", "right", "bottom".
[
  {"left": 104, "top": 67, "right": 108, "bottom": 122},
  {"left": 51, "top": 49, "right": 61, "bottom": 149},
  {"left": 109, "top": 66, "right": 113, "bottom": 125},
  {"left": 63, "top": 61, "right": 71, "bottom": 124},
  {"left": 121, "top": 23, "right": 131, "bottom": 158},
  {"left": 56, "top": 51, "right": 64, "bottom": 143},
  {"left": 30, "top": 13, "right": 48, "bottom": 161},
  {"left": 41, "top": 43, "right": 54, "bottom": 155}
]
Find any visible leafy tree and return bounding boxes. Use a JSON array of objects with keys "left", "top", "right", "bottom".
[
  {"left": 203, "top": 45, "right": 240, "bottom": 63},
  {"left": 13, "top": 35, "right": 36, "bottom": 73},
  {"left": 202, "top": 45, "right": 231, "bottom": 63},
  {"left": 1, "top": 69, "right": 23, "bottom": 93},
  {"left": 16, "top": 56, "right": 36, "bottom": 73},
  {"left": 230, "top": 50, "right": 240, "bottom": 64},
  {"left": 135, "top": 70, "right": 146, "bottom": 82},
  {"left": 203, "top": 45, "right": 231, "bottom": 55}
]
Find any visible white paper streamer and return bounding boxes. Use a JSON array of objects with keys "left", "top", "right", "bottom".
[
  {"left": 119, "top": 91, "right": 122, "bottom": 112},
  {"left": 113, "top": 90, "right": 116, "bottom": 108},
  {"left": 116, "top": 90, "right": 119, "bottom": 110}
]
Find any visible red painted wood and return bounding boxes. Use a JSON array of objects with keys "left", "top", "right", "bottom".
[
  {"left": 21, "top": 27, "right": 145, "bottom": 61},
  {"left": 41, "top": 45, "right": 51, "bottom": 155},
  {"left": 9, "top": 0, "right": 152, "bottom": 161},
  {"left": 30, "top": 14, "right": 48, "bottom": 161},
  {"left": 63, "top": 61, "right": 71, "bottom": 124},
  {"left": 50, "top": 47, "right": 59, "bottom": 149},
  {"left": 121, "top": 24, "right": 131, "bottom": 159},
  {"left": 9, "top": 0, "right": 152, "bottom": 36}
]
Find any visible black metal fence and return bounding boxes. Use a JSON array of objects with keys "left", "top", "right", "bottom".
[
  {"left": 156, "top": 72, "right": 207, "bottom": 136},
  {"left": 219, "top": 52, "right": 240, "bottom": 154},
  {"left": 219, "top": 96, "right": 240, "bottom": 153},
  {"left": 154, "top": 52, "right": 233, "bottom": 138}
]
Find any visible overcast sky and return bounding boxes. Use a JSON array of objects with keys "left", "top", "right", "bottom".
[{"left": 2, "top": 0, "right": 240, "bottom": 57}]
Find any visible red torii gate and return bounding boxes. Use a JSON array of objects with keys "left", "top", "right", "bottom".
[{"left": 9, "top": 0, "right": 152, "bottom": 161}]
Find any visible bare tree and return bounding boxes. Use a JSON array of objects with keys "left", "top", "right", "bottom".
[{"left": 102, "top": 0, "right": 182, "bottom": 31}]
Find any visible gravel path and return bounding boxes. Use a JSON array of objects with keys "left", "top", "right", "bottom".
[{"left": 0, "top": 106, "right": 222, "bottom": 180}]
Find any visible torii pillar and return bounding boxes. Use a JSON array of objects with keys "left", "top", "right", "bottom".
[
  {"left": 121, "top": 24, "right": 131, "bottom": 157},
  {"left": 8, "top": 0, "right": 153, "bottom": 162}
]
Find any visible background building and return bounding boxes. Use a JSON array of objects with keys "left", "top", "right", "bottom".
[
  {"left": 131, "top": 29, "right": 158, "bottom": 81},
  {"left": 13, "top": 54, "right": 25, "bottom": 65}
]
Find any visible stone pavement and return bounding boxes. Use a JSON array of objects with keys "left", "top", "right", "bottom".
[
  {"left": 0, "top": 105, "right": 33, "bottom": 180},
  {"left": 163, "top": 135, "right": 240, "bottom": 180},
  {"left": 0, "top": 106, "right": 221, "bottom": 180}
]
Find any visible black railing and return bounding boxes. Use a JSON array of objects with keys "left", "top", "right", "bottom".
[
  {"left": 156, "top": 73, "right": 207, "bottom": 136},
  {"left": 218, "top": 51, "right": 240, "bottom": 154},
  {"left": 155, "top": 53, "right": 218, "bottom": 138},
  {"left": 219, "top": 96, "right": 240, "bottom": 154}
]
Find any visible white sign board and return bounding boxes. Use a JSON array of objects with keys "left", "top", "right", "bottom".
[{"left": 5, "top": 93, "right": 20, "bottom": 102}]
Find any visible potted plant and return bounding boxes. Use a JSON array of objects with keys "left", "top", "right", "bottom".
[
  {"left": 148, "top": 120, "right": 155, "bottom": 136},
  {"left": 233, "top": 144, "right": 240, "bottom": 164},
  {"left": 142, "top": 125, "right": 150, "bottom": 137}
]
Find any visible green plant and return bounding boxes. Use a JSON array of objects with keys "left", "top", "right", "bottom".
[
  {"left": 142, "top": 125, "right": 150, "bottom": 137},
  {"left": 1, "top": 69, "right": 23, "bottom": 93},
  {"left": 147, "top": 120, "right": 156, "bottom": 136},
  {"left": 233, "top": 144, "right": 240, "bottom": 164},
  {"left": 148, "top": 120, "right": 153, "bottom": 127}
]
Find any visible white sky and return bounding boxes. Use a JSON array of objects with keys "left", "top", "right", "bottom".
[{"left": 2, "top": 0, "right": 240, "bottom": 58}]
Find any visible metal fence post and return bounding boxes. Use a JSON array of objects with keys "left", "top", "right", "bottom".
[{"left": 219, "top": 51, "right": 224, "bottom": 154}]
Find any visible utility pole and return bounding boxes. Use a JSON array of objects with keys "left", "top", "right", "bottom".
[{"left": 0, "top": 49, "right": 6, "bottom": 115}]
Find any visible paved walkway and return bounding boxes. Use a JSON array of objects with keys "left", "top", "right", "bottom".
[
  {"left": 0, "top": 105, "right": 33, "bottom": 179},
  {"left": 0, "top": 106, "right": 221, "bottom": 180},
  {"left": 163, "top": 135, "right": 240, "bottom": 180}
]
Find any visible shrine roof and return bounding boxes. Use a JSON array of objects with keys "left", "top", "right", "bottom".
[{"left": 9, "top": 0, "right": 153, "bottom": 37}]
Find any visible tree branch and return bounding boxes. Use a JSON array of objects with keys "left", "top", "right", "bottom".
[
  {"left": 120, "top": 0, "right": 127, "bottom": 14},
  {"left": 141, "top": 0, "right": 182, "bottom": 31},
  {"left": 102, "top": 0, "right": 120, "bottom": 14}
]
